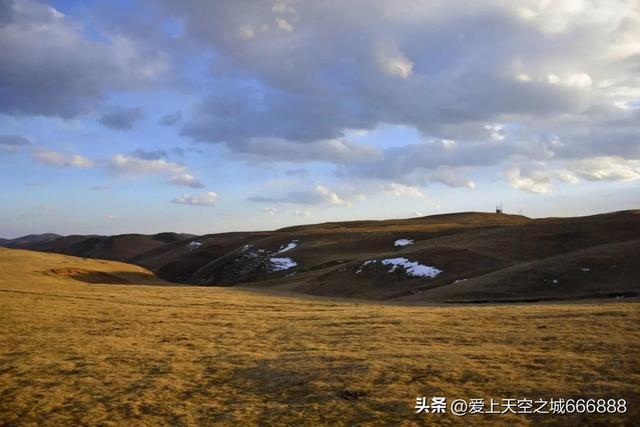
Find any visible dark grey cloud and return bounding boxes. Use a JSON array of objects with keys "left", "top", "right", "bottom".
[
  {"left": 227, "top": 137, "right": 382, "bottom": 163},
  {"left": 349, "top": 139, "right": 513, "bottom": 186},
  {"left": 99, "top": 107, "right": 144, "bottom": 130},
  {"left": 0, "top": 0, "right": 13, "bottom": 25},
  {"left": 248, "top": 185, "right": 352, "bottom": 206},
  {"left": 286, "top": 168, "right": 309, "bottom": 177},
  {"left": 130, "top": 148, "right": 168, "bottom": 160},
  {"left": 0, "top": 135, "right": 30, "bottom": 147},
  {"left": 0, "top": 0, "right": 167, "bottom": 117},
  {"left": 3, "top": 0, "right": 640, "bottom": 194},
  {"left": 159, "top": 111, "right": 182, "bottom": 126},
  {"left": 151, "top": 0, "right": 640, "bottom": 177},
  {"left": 182, "top": 84, "right": 373, "bottom": 145},
  {"left": 0, "top": 134, "right": 30, "bottom": 153}
]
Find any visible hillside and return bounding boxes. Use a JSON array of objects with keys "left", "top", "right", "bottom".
[
  {"left": 0, "top": 248, "right": 638, "bottom": 425},
  {"left": 20, "top": 232, "right": 194, "bottom": 262},
  {"left": 0, "top": 233, "right": 61, "bottom": 247},
  {"left": 10, "top": 210, "right": 640, "bottom": 303}
]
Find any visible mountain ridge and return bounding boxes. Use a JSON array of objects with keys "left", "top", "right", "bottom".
[{"left": 6, "top": 209, "right": 640, "bottom": 303}]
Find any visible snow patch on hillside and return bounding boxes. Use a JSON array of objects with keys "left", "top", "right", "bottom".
[
  {"left": 381, "top": 257, "right": 442, "bottom": 278},
  {"left": 394, "top": 239, "right": 414, "bottom": 247},
  {"left": 186, "top": 241, "right": 202, "bottom": 251},
  {"left": 277, "top": 240, "right": 299, "bottom": 254},
  {"left": 269, "top": 257, "right": 298, "bottom": 271},
  {"left": 356, "top": 259, "right": 377, "bottom": 274}
]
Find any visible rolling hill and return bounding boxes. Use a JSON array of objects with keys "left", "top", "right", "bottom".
[
  {"left": 0, "top": 233, "right": 61, "bottom": 247},
  {"left": 9, "top": 210, "right": 640, "bottom": 303}
]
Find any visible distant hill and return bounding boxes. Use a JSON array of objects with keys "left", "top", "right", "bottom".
[
  {"left": 11, "top": 210, "right": 640, "bottom": 303},
  {"left": 0, "top": 233, "right": 62, "bottom": 247},
  {"left": 20, "top": 232, "right": 194, "bottom": 263},
  {"left": 277, "top": 211, "right": 530, "bottom": 233}
]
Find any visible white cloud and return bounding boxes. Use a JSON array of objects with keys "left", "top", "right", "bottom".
[
  {"left": 238, "top": 25, "right": 256, "bottom": 40},
  {"left": 385, "top": 183, "right": 425, "bottom": 198},
  {"left": 171, "top": 191, "right": 218, "bottom": 206},
  {"left": 309, "top": 185, "right": 349, "bottom": 206},
  {"left": 294, "top": 210, "right": 311, "bottom": 217},
  {"left": 168, "top": 173, "right": 205, "bottom": 188},
  {"left": 275, "top": 17, "right": 293, "bottom": 32},
  {"left": 110, "top": 154, "right": 186, "bottom": 175},
  {"left": 505, "top": 164, "right": 553, "bottom": 194},
  {"left": 376, "top": 44, "right": 414, "bottom": 78},
  {"left": 569, "top": 156, "right": 640, "bottom": 181},
  {"left": 516, "top": 73, "right": 532, "bottom": 82},
  {"left": 504, "top": 157, "right": 639, "bottom": 194},
  {"left": 32, "top": 148, "right": 94, "bottom": 168},
  {"left": 545, "top": 73, "right": 561, "bottom": 85},
  {"left": 485, "top": 124, "right": 506, "bottom": 141},
  {"left": 555, "top": 170, "right": 580, "bottom": 184},
  {"left": 566, "top": 73, "right": 593, "bottom": 88},
  {"left": 515, "top": 0, "right": 631, "bottom": 34},
  {"left": 441, "top": 139, "right": 456, "bottom": 148}
]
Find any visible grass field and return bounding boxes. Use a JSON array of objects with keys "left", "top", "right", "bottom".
[{"left": 1, "top": 248, "right": 638, "bottom": 425}]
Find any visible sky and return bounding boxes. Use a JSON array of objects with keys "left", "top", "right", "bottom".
[{"left": 1, "top": 0, "right": 639, "bottom": 238}]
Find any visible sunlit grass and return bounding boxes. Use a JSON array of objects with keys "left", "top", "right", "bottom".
[{"left": 1, "top": 248, "right": 638, "bottom": 425}]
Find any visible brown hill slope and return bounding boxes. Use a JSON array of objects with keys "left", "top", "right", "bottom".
[
  {"left": 0, "top": 233, "right": 61, "bottom": 247},
  {"left": 0, "top": 247, "right": 168, "bottom": 286},
  {"left": 14, "top": 210, "right": 640, "bottom": 302},
  {"left": 23, "top": 232, "right": 193, "bottom": 262}
]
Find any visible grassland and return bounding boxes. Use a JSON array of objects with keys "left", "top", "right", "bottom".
[{"left": 1, "top": 248, "right": 639, "bottom": 426}]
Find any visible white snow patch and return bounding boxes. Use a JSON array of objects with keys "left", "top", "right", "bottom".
[
  {"left": 581, "top": 267, "right": 590, "bottom": 272},
  {"left": 394, "top": 239, "right": 414, "bottom": 247},
  {"left": 381, "top": 257, "right": 442, "bottom": 278},
  {"left": 269, "top": 257, "right": 297, "bottom": 271},
  {"left": 277, "top": 241, "right": 298, "bottom": 254},
  {"left": 552, "top": 279, "right": 559, "bottom": 284},
  {"left": 453, "top": 278, "right": 467, "bottom": 284},
  {"left": 186, "top": 241, "right": 202, "bottom": 251},
  {"left": 242, "top": 244, "right": 252, "bottom": 252},
  {"left": 356, "top": 259, "right": 377, "bottom": 274}
]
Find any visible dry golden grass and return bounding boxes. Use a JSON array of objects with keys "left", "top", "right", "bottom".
[{"left": 1, "top": 248, "right": 638, "bottom": 426}]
